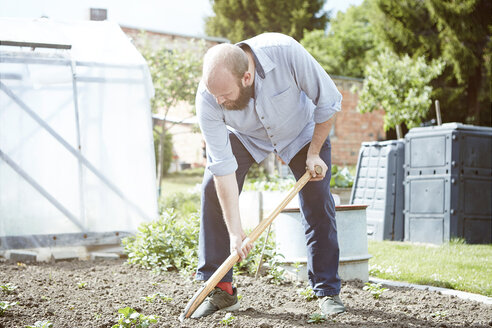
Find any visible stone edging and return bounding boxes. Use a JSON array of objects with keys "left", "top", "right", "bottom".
[{"left": 369, "top": 277, "right": 492, "bottom": 305}]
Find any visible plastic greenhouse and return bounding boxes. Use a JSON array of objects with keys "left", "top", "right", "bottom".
[{"left": 0, "top": 18, "right": 158, "bottom": 257}]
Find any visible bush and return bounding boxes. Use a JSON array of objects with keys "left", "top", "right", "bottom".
[
  {"left": 153, "top": 125, "right": 173, "bottom": 177},
  {"left": 122, "top": 209, "right": 199, "bottom": 275},
  {"left": 160, "top": 191, "right": 201, "bottom": 217}
]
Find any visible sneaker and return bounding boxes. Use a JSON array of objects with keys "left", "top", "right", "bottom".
[
  {"left": 190, "top": 287, "right": 240, "bottom": 319},
  {"left": 319, "top": 295, "right": 345, "bottom": 316}
]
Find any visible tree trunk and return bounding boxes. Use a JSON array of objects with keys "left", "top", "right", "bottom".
[
  {"left": 396, "top": 124, "right": 403, "bottom": 139},
  {"left": 466, "top": 65, "right": 482, "bottom": 125}
]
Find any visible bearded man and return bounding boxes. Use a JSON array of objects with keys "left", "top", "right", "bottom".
[{"left": 192, "top": 32, "right": 344, "bottom": 319}]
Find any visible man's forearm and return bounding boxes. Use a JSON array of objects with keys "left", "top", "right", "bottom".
[
  {"left": 213, "top": 173, "right": 242, "bottom": 235},
  {"left": 308, "top": 120, "right": 331, "bottom": 156}
]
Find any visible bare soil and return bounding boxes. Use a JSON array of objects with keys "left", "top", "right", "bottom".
[{"left": 1, "top": 259, "right": 491, "bottom": 328}]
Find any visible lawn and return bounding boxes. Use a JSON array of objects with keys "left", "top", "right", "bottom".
[{"left": 368, "top": 240, "right": 492, "bottom": 297}]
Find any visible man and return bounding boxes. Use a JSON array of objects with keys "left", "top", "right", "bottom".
[{"left": 193, "top": 32, "right": 344, "bottom": 319}]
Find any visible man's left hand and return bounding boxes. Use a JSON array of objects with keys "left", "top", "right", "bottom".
[{"left": 306, "top": 154, "right": 328, "bottom": 181}]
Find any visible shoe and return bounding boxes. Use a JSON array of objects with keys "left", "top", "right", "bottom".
[
  {"left": 319, "top": 295, "right": 345, "bottom": 316},
  {"left": 190, "top": 287, "right": 240, "bottom": 319}
]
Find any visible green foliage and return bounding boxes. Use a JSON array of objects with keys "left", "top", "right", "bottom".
[
  {"left": 77, "top": 281, "right": 87, "bottom": 289},
  {"left": 297, "top": 286, "right": 316, "bottom": 301},
  {"left": 355, "top": 49, "right": 444, "bottom": 131},
  {"left": 0, "top": 301, "right": 17, "bottom": 316},
  {"left": 206, "top": 0, "right": 328, "bottom": 42},
  {"left": 330, "top": 165, "right": 354, "bottom": 188},
  {"left": 221, "top": 313, "right": 237, "bottom": 326},
  {"left": 301, "top": 1, "right": 379, "bottom": 78},
  {"left": 112, "top": 307, "right": 158, "bottom": 328},
  {"left": 307, "top": 313, "right": 326, "bottom": 324},
  {"left": 140, "top": 292, "right": 172, "bottom": 303},
  {"left": 0, "top": 283, "right": 18, "bottom": 294},
  {"left": 122, "top": 209, "right": 199, "bottom": 275},
  {"left": 363, "top": 282, "right": 388, "bottom": 299},
  {"left": 160, "top": 190, "right": 201, "bottom": 217},
  {"left": 371, "top": 0, "right": 491, "bottom": 125},
  {"left": 25, "top": 320, "right": 53, "bottom": 328},
  {"left": 137, "top": 36, "right": 205, "bottom": 181}
]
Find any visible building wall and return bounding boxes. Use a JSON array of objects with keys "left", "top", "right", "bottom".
[{"left": 330, "top": 77, "right": 385, "bottom": 166}]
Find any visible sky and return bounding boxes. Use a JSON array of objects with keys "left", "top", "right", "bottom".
[{"left": 0, "top": 0, "right": 364, "bottom": 37}]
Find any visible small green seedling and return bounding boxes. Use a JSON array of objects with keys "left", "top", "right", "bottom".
[
  {"left": 431, "top": 310, "right": 448, "bottom": 319},
  {"left": 221, "top": 313, "right": 237, "bottom": 326},
  {"left": 363, "top": 282, "right": 388, "bottom": 299},
  {"left": 0, "top": 283, "right": 18, "bottom": 294},
  {"left": 307, "top": 313, "right": 326, "bottom": 324},
  {"left": 297, "top": 286, "right": 316, "bottom": 301},
  {"left": 141, "top": 293, "right": 172, "bottom": 303},
  {"left": 0, "top": 301, "right": 18, "bottom": 316},
  {"left": 112, "top": 307, "right": 158, "bottom": 328},
  {"left": 77, "top": 281, "right": 87, "bottom": 289},
  {"left": 25, "top": 320, "right": 53, "bottom": 328}
]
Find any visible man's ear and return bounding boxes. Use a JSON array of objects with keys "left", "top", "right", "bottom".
[{"left": 242, "top": 71, "right": 252, "bottom": 87}]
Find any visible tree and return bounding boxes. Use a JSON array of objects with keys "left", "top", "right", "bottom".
[
  {"left": 138, "top": 36, "right": 205, "bottom": 192},
  {"left": 371, "top": 0, "right": 491, "bottom": 126},
  {"left": 205, "top": 0, "right": 329, "bottom": 43},
  {"left": 301, "top": 1, "right": 379, "bottom": 78},
  {"left": 355, "top": 50, "right": 444, "bottom": 138}
]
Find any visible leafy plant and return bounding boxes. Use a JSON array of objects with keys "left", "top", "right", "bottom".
[
  {"left": 0, "top": 301, "right": 18, "bottom": 316},
  {"left": 25, "top": 320, "right": 53, "bottom": 328},
  {"left": 363, "top": 282, "right": 388, "bottom": 299},
  {"left": 354, "top": 49, "right": 444, "bottom": 138},
  {"left": 266, "top": 254, "right": 286, "bottom": 285},
  {"left": 431, "top": 310, "right": 448, "bottom": 319},
  {"left": 297, "top": 286, "right": 316, "bottom": 301},
  {"left": 0, "top": 283, "right": 18, "bottom": 294},
  {"left": 160, "top": 191, "right": 201, "bottom": 218},
  {"left": 141, "top": 293, "right": 172, "bottom": 303},
  {"left": 112, "top": 307, "right": 158, "bottom": 328},
  {"left": 221, "top": 313, "right": 237, "bottom": 326},
  {"left": 77, "top": 281, "right": 87, "bottom": 289},
  {"left": 307, "top": 313, "right": 326, "bottom": 324},
  {"left": 122, "top": 209, "right": 199, "bottom": 274},
  {"left": 330, "top": 165, "right": 354, "bottom": 188}
]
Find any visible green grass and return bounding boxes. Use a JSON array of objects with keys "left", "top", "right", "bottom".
[
  {"left": 160, "top": 168, "right": 204, "bottom": 197},
  {"left": 368, "top": 240, "right": 492, "bottom": 296}
]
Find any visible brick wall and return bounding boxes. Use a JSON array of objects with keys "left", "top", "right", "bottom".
[{"left": 330, "top": 77, "right": 385, "bottom": 166}]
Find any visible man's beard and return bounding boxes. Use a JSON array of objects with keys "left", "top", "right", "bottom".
[{"left": 223, "top": 83, "right": 254, "bottom": 110}]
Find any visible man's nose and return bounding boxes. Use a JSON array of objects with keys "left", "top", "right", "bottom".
[{"left": 215, "top": 96, "right": 225, "bottom": 105}]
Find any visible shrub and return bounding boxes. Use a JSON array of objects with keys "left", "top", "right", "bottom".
[{"left": 122, "top": 209, "right": 199, "bottom": 275}]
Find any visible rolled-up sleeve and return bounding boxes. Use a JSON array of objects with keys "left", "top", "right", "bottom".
[
  {"left": 288, "top": 37, "right": 342, "bottom": 123},
  {"left": 196, "top": 85, "right": 238, "bottom": 176}
]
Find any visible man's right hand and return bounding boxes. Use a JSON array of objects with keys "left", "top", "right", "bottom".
[{"left": 229, "top": 229, "right": 253, "bottom": 262}]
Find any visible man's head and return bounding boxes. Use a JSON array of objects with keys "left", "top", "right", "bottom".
[{"left": 202, "top": 43, "right": 254, "bottom": 110}]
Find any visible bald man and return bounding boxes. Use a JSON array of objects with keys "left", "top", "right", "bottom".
[{"left": 193, "top": 33, "right": 344, "bottom": 319}]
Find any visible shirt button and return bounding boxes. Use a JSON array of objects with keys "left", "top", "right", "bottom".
[
  {"left": 267, "top": 127, "right": 270, "bottom": 129},
  {"left": 261, "top": 116, "right": 264, "bottom": 119},
  {"left": 274, "top": 143, "right": 277, "bottom": 146},
  {"left": 270, "top": 135, "right": 274, "bottom": 138}
]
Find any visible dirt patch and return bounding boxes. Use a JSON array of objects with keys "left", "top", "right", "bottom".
[{"left": 0, "top": 259, "right": 490, "bottom": 328}]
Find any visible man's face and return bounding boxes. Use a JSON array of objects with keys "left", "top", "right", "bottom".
[
  {"left": 207, "top": 69, "right": 253, "bottom": 110},
  {"left": 222, "top": 81, "right": 254, "bottom": 110}
]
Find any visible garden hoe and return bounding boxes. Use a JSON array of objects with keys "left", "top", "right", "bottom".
[{"left": 179, "top": 166, "right": 322, "bottom": 321}]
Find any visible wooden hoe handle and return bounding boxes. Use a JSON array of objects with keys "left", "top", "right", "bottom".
[{"left": 180, "top": 166, "right": 322, "bottom": 321}]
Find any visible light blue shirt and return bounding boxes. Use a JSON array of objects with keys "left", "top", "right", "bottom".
[{"left": 196, "top": 33, "right": 342, "bottom": 176}]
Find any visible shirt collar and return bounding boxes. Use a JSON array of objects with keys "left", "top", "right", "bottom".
[{"left": 236, "top": 41, "right": 275, "bottom": 79}]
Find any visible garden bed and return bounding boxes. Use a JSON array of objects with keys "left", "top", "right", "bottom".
[{"left": 1, "top": 259, "right": 491, "bottom": 327}]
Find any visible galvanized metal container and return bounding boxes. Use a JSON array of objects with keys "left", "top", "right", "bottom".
[{"left": 274, "top": 205, "right": 371, "bottom": 282}]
